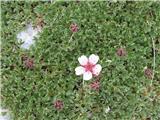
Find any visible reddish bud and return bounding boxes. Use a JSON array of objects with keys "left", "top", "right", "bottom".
[
  {"left": 54, "top": 100, "right": 64, "bottom": 110},
  {"left": 90, "top": 80, "right": 100, "bottom": 91},
  {"left": 70, "top": 23, "right": 78, "bottom": 32},
  {"left": 24, "top": 58, "right": 34, "bottom": 69},
  {"left": 116, "top": 48, "right": 127, "bottom": 57},
  {"left": 144, "top": 68, "right": 153, "bottom": 79}
]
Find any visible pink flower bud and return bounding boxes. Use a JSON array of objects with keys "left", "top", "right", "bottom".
[
  {"left": 144, "top": 68, "right": 153, "bottom": 79},
  {"left": 70, "top": 23, "right": 78, "bottom": 32},
  {"left": 24, "top": 58, "right": 34, "bottom": 69},
  {"left": 116, "top": 48, "right": 127, "bottom": 57},
  {"left": 53, "top": 100, "right": 64, "bottom": 110},
  {"left": 90, "top": 80, "right": 100, "bottom": 91}
]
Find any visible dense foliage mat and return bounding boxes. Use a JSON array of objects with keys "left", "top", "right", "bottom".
[{"left": 1, "top": 1, "right": 160, "bottom": 120}]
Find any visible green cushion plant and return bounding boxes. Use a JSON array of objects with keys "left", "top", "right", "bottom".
[{"left": 1, "top": 1, "right": 160, "bottom": 120}]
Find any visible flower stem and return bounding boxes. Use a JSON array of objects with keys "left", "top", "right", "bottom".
[
  {"left": 151, "top": 38, "right": 156, "bottom": 86},
  {"left": 83, "top": 79, "right": 84, "bottom": 87},
  {"left": 68, "top": 33, "right": 74, "bottom": 43}
]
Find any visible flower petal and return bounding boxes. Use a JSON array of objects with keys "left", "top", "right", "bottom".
[
  {"left": 75, "top": 66, "right": 85, "bottom": 75},
  {"left": 92, "top": 64, "right": 102, "bottom": 76},
  {"left": 89, "top": 54, "right": 99, "bottom": 65},
  {"left": 78, "top": 55, "right": 88, "bottom": 66},
  {"left": 83, "top": 71, "right": 92, "bottom": 80}
]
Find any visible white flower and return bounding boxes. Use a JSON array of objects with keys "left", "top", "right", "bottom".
[
  {"left": 75, "top": 54, "right": 102, "bottom": 80},
  {"left": 105, "top": 106, "right": 110, "bottom": 113},
  {"left": 17, "top": 24, "right": 41, "bottom": 50}
]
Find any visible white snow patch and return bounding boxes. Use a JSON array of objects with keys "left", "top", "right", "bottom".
[
  {"left": 0, "top": 108, "right": 10, "bottom": 120},
  {"left": 17, "top": 24, "right": 41, "bottom": 50}
]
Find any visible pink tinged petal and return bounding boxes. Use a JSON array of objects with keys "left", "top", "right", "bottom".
[
  {"left": 83, "top": 71, "right": 92, "bottom": 80},
  {"left": 75, "top": 66, "right": 85, "bottom": 75},
  {"left": 92, "top": 64, "right": 102, "bottom": 76},
  {"left": 78, "top": 55, "right": 88, "bottom": 66},
  {"left": 89, "top": 54, "right": 99, "bottom": 65}
]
